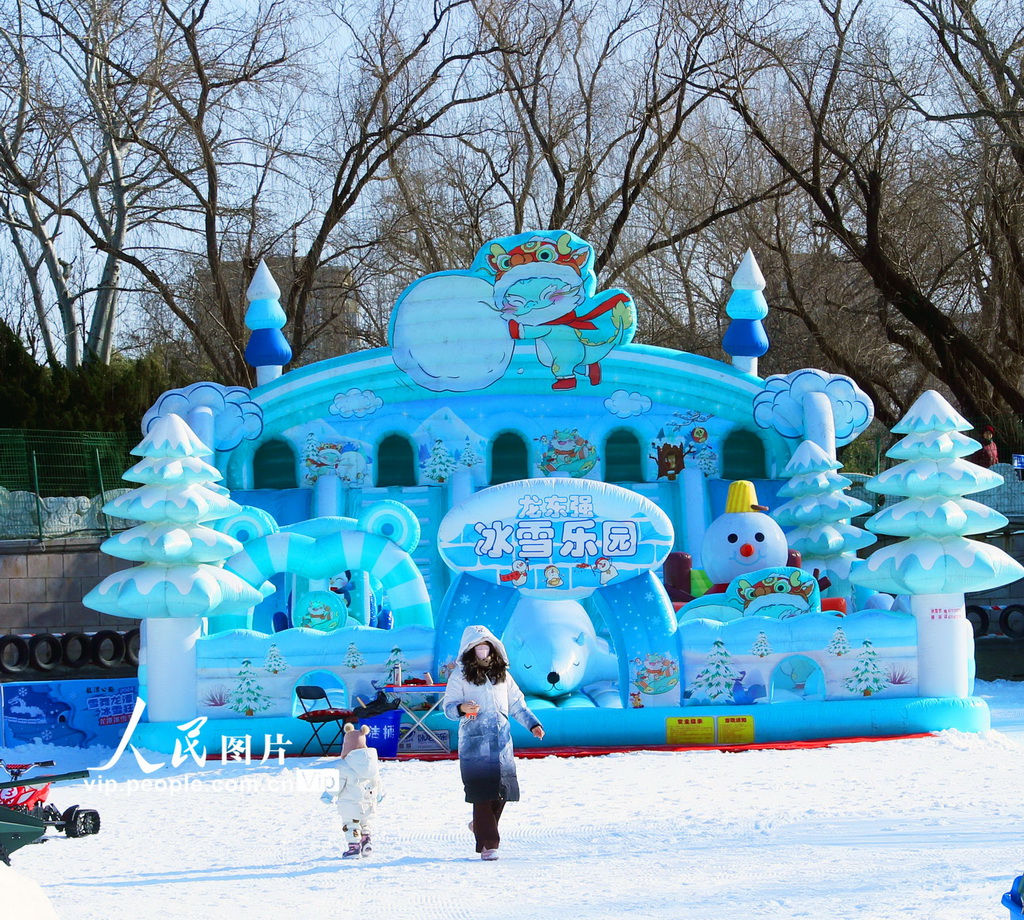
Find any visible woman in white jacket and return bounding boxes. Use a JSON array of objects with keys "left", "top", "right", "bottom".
[{"left": 442, "top": 624, "right": 544, "bottom": 860}]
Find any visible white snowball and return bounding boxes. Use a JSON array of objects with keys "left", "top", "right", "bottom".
[{"left": 391, "top": 273, "right": 513, "bottom": 392}]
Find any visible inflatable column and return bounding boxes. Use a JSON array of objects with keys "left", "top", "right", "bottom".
[
  {"left": 911, "top": 593, "right": 973, "bottom": 698},
  {"left": 144, "top": 618, "right": 202, "bottom": 722}
]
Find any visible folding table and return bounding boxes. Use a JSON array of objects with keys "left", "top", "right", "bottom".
[{"left": 382, "top": 684, "right": 450, "bottom": 753}]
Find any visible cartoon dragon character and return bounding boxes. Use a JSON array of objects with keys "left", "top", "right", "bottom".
[
  {"left": 485, "top": 232, "right": 637, "bottom": 390},
  {"left": 736, "top": 571, "right": 815, "bottom": 607},
  {"left": 537, "top": 428, "right": 597, "bottom": 477}
]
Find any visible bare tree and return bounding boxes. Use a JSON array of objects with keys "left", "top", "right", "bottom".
[{"left": 713, "top": 0, "right": 1024, "bottom": 419}]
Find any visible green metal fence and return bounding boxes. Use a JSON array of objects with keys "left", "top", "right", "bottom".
[{"left": 0, "top": 429, "right": 136, "bottom": 541}]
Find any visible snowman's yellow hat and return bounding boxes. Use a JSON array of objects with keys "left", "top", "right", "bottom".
[{"left": 724, "top": 480, "right": 766, "bottom": 513}]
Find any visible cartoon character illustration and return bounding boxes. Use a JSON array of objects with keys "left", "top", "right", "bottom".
[
  {"left": 650, "top": 441, "right": 691, "bottom": 481},
  {"left": 632, "top": 652, "right": 680, "bottom": 694},
  {"left": 736, "top": 571, "right": 815, "bottom": 607},
  {"left": 691, "top": 426, "right": 709, "bottom": 444},
  {"left": 537, "top": 428, "right": 597, "bottom": 477},
  {"left": 4, "top": 687, "right": 91, "bottom": 747},
  {"left": 544, "top": 565, "right": 564, "bottom": 587},
  {"left": 499, "top": 559, "right": 530, "bottom": 587},
  {"left": 302, "top": 436, "right": 370, "bottom": 484},
  {"left": 595, "top": 557, "right": 618, "bottom": 585},
  {"left": 731, "top": 670, "right": 767, "bottom": 705},
  {"left": 486, "top": 232, "right": 637, "bottom": 390},
  {"left": 701, "top": 481, "right": 789, "bottom": 593},
  {"left": 628, "top": 691, "right": 644, "bottom": 709},
  {"left": 574, "top": 556, "right": 619, "bottom": 585}
]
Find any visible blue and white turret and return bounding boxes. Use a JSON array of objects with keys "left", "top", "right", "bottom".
[
  {"left": 244, "top": 260, "right": 292, "bottom": 386},
  {"left": 722, "top": 249, "right": 769, "bottom": 376}
]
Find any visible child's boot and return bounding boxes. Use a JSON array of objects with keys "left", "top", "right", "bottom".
[
  {"left": 360, "top": 833, "right": 372, "bottom": 855},
  {"left": 342, "top": 841, "right": 362, "bottom": 859}
]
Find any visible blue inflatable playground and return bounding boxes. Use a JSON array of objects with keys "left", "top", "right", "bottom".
[{"left": 80, "top": 229, "right": 1024, "bottom": 755}]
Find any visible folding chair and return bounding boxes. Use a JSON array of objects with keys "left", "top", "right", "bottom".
[{"left": 295, "top": 686, "right": 352, "bottom": 755}]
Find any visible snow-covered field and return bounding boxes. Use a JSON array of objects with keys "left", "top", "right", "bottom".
[{"left": 7, "top": 680, "right": 1024, "bottom": 920}]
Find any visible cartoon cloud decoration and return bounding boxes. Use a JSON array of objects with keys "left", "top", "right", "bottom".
[
  {"left": 754, "top": 368, "right": 873, "bottom": 456},
  {"left": 851, "top": 390, "right": 1024, "bottom": 698}
]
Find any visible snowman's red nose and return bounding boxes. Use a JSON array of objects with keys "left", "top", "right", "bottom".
[{"left": 740, "top": 543, "right": 754, "bottom": 557}]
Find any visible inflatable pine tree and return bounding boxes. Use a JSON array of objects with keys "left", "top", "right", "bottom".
[
  {"left": 84, "top": 414, "right": 265, "bottom": 721},
  {"left": 688, "top": 639, "right": 739, "bottom": 701},
  {"left": 751, "top": 631, "right": 772, "bottom": 658},
  {"left": 843, "top": 640, "right": 887, "bottom": 696},
  {"left": 851, "top": 390, "right": 1024, "bottom": 697},
  {"left": 228, "top": 658, "right": 272, "bottom": 717},
  {"left": 827, "top": 626, "right": 851, "bottom": 657},
  {"left": 264, "top": 644, "right": 288, "bottom": 674},
  {"left": 773, "top": 440, "right": 875, "bottom": 604}
]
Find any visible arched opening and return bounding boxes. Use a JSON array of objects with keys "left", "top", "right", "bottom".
[
  {"left": 769, "top": 655, "right": 825, "bottom": 701},
  {"left": 292, "top": 669, "right": 348, "bottom": 717},
  {"left": 376, "top": 434, "right": 417, "bottom": 487},
  {"left": 253, "top": 439, "right": 297, "bottom": 489},
  {"left": 490, "top": 432, "right": 529, "bottom": 484},
  {"left": 721, "top": 429, "right": 767, "bottom": 480},
  {"left": 604, "top": 429, "right": 644, "bottom": 482}
]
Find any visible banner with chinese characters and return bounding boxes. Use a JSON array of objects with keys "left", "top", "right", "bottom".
[
  {"left": 438, "top": 479, "right": 674, "bottom": 600},
  {"left": 0, "top": 678, "right": 139, "bottom": 749}
]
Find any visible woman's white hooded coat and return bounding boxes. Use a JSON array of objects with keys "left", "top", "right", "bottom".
[{"left": 442, "top": 625, "right": 541, "bottom": 803}]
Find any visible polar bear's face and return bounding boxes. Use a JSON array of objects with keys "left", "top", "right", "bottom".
[
  {"left": 497, "top": 276, "right": 584, "bottom": 323},
  {"left": 503, "top": 631, "right": 587, "bottom": 698}
]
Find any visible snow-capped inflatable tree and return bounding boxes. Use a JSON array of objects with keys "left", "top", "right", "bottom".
[
  {"left": 773, "top": 440, "right": 876, "bottom": 605},
  {"left": 84, "top": 414, "right": 265, "bottom": 722},
  {"left": 851, "top": 391, "right": 1024, "bottom": 697}
]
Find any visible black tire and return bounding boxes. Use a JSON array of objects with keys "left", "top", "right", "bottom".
[
  {"left": 60, "top": 632, "right": 92, "bottom": 669},
  {"left": 90, "top": 630, "right": 125, "bottom": 669},
  {"left": 0, "top": 635, "right": 30, "bottom": 675},
  {"left": 966, "top": 606, "right": 990, "bottom": 639},
  {"left": 123, "top": 628, "right": 141, "bottom": 668},
  {"left": 1000, "top": 605, "right": 1024, "bottom": 639},
  {"left": 28, "top": 633, "right": 62, "bottom": 672},
  {"left": 63, "top": 807, "right": 100, "bottom": 838}
]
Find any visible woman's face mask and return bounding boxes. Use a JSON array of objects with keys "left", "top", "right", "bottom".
[{"left": 474, "top": 643, "right": 491, "bottom": 660}]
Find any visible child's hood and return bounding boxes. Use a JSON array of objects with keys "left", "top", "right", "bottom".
[{"left": 339, "top": 747, "right": 379, "bottom": 778}]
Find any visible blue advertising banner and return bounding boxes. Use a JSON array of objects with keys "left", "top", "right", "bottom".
[{"left": 1, "top": 678, "right": 139, "bottom": 749}]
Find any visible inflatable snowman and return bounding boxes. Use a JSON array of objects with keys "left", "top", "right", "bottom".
[{"left": 702, "top": 481, "right": 789, "bottom": 593}]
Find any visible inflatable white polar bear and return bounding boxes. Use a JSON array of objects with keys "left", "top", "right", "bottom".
[{"left": 501, "top": 597, "right": 620, "bottom": 708}]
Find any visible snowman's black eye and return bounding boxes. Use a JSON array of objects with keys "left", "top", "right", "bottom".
[
  {"left": 728, "top": 533, "right": 738, "bottom": 543},
  {"left": 755, "top": 532, "right": 765, "bottom": 542}
]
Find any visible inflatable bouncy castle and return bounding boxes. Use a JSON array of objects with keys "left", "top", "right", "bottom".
[{"left": 82, "top": 231, "right": 1024, "bottom": 754}]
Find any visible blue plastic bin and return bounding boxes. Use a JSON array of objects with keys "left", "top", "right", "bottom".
[
  {"left": 1002, "top": 875, "right": 1024, "bottom": 918},
  {"left": 359, "top": 709, "right": 402, "bottom": 759}
]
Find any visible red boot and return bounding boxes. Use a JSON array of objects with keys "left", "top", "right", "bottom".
[
  {"left": 552, "top": 377, "right": 577, "bottom": 390},
  {"left": 587, "top": 363, "right": 602, "bottom": 385}
]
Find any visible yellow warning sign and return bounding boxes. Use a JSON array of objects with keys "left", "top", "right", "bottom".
[
  {"left": 717, "top": 714, "right": 755, "bottom": 745},
  {"left": 666, "top": 716, "right": 716, "bottom": 745}
]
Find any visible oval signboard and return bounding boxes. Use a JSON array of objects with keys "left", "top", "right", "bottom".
[{"left": 438, "top": 478, "right": 674, "bottom": 600}]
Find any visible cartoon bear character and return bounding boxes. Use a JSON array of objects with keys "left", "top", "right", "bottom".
[{"left": 485, "top": 232, "right": 637, "bottom": 390}]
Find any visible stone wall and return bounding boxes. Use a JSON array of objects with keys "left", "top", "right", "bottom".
[{"left": 0, "top": 539, "right": 139, "bottom": 636}]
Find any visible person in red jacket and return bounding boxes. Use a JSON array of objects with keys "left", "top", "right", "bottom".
[{"left": 971, "top": 425, "right": 999, "bottom": 468}]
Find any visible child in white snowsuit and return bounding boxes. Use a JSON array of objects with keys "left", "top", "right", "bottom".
[{"left": 327, "top": 723, "right": 383, "bottom": 858}]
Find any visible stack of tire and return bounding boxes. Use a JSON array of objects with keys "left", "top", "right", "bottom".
[
  {"left": 966, "top": 604, "right": 1024, "bottom": 639},
  {"left": 0, "top": 629, "right": 140, "bottom": 676}
]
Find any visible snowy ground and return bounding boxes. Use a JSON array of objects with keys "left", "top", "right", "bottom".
[{"left": 7, "top": 681, "right": 1024, "bottom": 920}]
